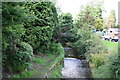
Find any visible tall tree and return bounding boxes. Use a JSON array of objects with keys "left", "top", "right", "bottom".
[
  {"left": 23, "top": 2, "right": 58, "bottom": 53},
  {"left": 58, "top": 13, "right": 74, "bottom": 44},
  {"left": 59, "top": 13, "right": 73, "bottom": 32},
  {"left": 106, "top": 10, "right": 116, "bottom": 28},
  {"left": 2, "top": 2, "right": 34, "bottom": 73},
  {"left": 74, "top": 2, "right": 105, "bottom": 55},
  {"left": 76, "top": 2, "right": 104, "bottom": 31}
]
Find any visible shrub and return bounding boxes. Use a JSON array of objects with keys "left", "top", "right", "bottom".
[
  {"left": 74, "top": 29, "right": 107, "bottom": 56},
  {"left": 3, "top": 42, "right": 34, "bottom": 72},
  {"left": 49, "top": 42, "right": 64, "bottom": 54},
  {"left": 24, "top": 26, "right": 52, "bottom": 54},
  {"left": 107, "top": 51, "right": 120, "bottom": 79},
  {"left": 73, "top": 29, "right": 92, "bottom": 55},
  {"left": 90, "top": 53, "right": 107, "bottom": 68},
  {"left": 91, "top": 44, "right": 120, "bottom": 78},
  {"left": 2, "top": 24, "right": 25, "bottom": 53}
]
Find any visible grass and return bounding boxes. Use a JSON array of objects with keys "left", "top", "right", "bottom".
[
  {"left": 10, "top": 70, "right": 36, "bottom": 78},
  {"left": 49, "top": 63, "right": 63, "bottom": 78},
  {"left": 32, "top": 50, "right": 64, "bottom": 78},
  {"left": 91, "top": 40, "right": 119, "bottom": 78},
  {"left": 34, "top": 57, "right": 47, "bottom": 65},
  {"left": 101, "top": 40, "right": 118, "bottom": 52},
  {"left": 92, "top": 64, "right": 111, "bottom": 78},
  {"left": 9, "top": 43, "right": 64, "bottom": 78},
  {"left": 10, "top": 55, "right": 54, "bottom": 78}
]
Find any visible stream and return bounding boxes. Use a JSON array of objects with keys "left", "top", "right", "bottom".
[{"left": 61, "top": 47, "right": 92, "bottom": 78}]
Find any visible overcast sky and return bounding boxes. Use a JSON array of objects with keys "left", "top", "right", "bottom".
[{"left": 57, "top": 0, "right": 120, "bottom": 23}]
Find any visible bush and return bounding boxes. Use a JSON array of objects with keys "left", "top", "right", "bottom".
[
  {"left": 91, "top": 44, "right": 120, "bottom": 79},
  {"left": 73, "top": 29, "right": 92, "bottom": 55},
  {"left": 49, "top": 42, "right": 64, "bottom": 54},
  {"left": 3, "top": 42, "right": 34, "bottom": 72},
  {"left": 92, "top": 64, "right": 111, "bottom": 78},
  {"left": 107, "top": 51, "right": 120, "bottom": 79},
  {"left": 24, "top": 26, "right": 52, "bottom": 54},
  {"left": 74, "top": 29, "right": 107, "bottom": 56},
  {"left": 90, "top": 53, "right": 107, "bottom": 68},
  {"left": 2, "top": 24, "right": 25, "bottom": 53}
]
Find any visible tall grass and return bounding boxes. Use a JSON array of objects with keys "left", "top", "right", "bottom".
[{"left": 91, "top": 40, "right": 119, "bottom": 79}]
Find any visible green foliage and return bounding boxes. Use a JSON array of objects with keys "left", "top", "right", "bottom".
[
  {"left": 91, "top": 41, "right": 120, "bottom": 79},
  {"left": 92, "top": 51, "right": 120, "bottom": 78},
  {"left": 114, "top": 25, "right": 120, "bottom": 28},
  {"left": 67, "top": 25, "right": 78, "bottom": 42},
  {"left": 107, "top": 51, "right": 120, "bottom": 79},
  {"left": 2, "top": 1, "right": 61, "bottom": 76},
  {"left": 74, "top": 30, "right": 91, "bottom": 55},
  {"left": 58, "top": 13, "right": 74, "bottom": 43},
  {"left": 107, "top": 10, "right": 116, "bottom": 28},
  {"left": 73, "top": 28, "right": 107, "bottom": 57},
  {"left": 24, "top": 26, "right": 52, "bottom": 54},
  {"left": 49, "top": 63, "right": 63, "bottom": 78},
  {"left": 90, "top": 53, "right": 107, "bottom": 68},
  {"left": 2, "top": 24, "right": 25, "bottom": 54},
  {"left": 59, "top": 13, "right": 73, "bottom": 29},
  {"left": 73, "top": 2, "right": 106, "bottom": 58},
  {"left": 20, "top": 42, "right": 34, "bottom": 57},
  {"left": 49, "top": 42, "right": 64, "bottom": 54},
  {"left": 76, "top": 2, "right": 103, "bottom": 30},
  {"left": 24, "top": 2, "right": 58, "bottom": 28},
  {"left": 3, "top": 42, "right": 34, "bottom": 72},
  {"left": 2, "top": 2, "right": 31, "bottom": 27},
  {"left": 2, "top": 2, "right": 35, "bottom": 74},
  {"left": 22, "top": 2, "right": 58, "bottom": 54},
  {"left": 10, "top": 70, "right": 36, "bottom": 78},
  {"left": 85, "top": 34, "right": 108, "bottom": 55},
  {"left": 92, "top": 64, "right": 111, "bottom": 78},
  {"left": 94, "top": 18, "right": 103, "bottom": 31}
]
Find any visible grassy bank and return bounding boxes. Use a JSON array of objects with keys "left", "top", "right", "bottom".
[
  {"left": 9, "top": 43, "right": 64, "bottom": 78},
  {"left": 101, "top": 40, "right": 118, "bottom": 52},
  {"left": 91, "top": 40, "right": 119, "bottom": 78},
  {"left": 49, "top": 63, "right": 63, "bottom": 78}
]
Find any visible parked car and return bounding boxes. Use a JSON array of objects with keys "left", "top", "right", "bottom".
[{"left": 102, "top": 28, "right": 119, "bottom": 42}]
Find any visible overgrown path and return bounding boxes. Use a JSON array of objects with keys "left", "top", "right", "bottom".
[
  {"left": 9, "top": 53, "right": 63, "bottom": 78},
  {"left": 28, "top": 53, "right": 63, "bottom": 78}
]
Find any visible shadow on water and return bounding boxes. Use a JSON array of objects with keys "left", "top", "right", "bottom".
[{"left": 61, "top": 47, "right": 92, "bottom": 78}]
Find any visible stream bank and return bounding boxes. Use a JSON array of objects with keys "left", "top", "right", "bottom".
[{"left": 61, "top": 47, "right": 92, "bottom": 78}]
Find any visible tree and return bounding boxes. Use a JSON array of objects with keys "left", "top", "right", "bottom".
[
  {"left": 58, "top": 13, "right": 74, "bottom": 44},
  {"left": 2, "top": 2, "right": 34, "bottom": 72},
  {"left": 59, "top": 13, "right": 73, "bottom": 32},
  {"left": 94, "top": 18, "right": 103, "bottom": 31},
  {"left": 74, "top": 2, "right": 106, "bottom": 56},
  {"left": 106, "top": 10, "right": 116, "bottom": 28},
  {"left": 76, "top": 2, "right": 104, "bottom": 31},
  {"left": 22, "top": 2, "right": 58, "bottom": 54},
  {"left": 2, "top": 2, "right": 32, "bottom": 27}
]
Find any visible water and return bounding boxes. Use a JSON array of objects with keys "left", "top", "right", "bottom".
[
  {"left": 61, "top": 58, "right": 92, "bottom": 78},
  {"left": 61, "top": 47, "right": 92, "bottom": 78}
]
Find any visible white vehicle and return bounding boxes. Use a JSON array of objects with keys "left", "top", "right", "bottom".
[{"left": 102, "top": 28, "right": 119, "bottom": 42}]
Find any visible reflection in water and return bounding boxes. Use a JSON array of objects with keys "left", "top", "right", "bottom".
[{"left": 61, "top": 58, "right": 92, "bottom": 78}]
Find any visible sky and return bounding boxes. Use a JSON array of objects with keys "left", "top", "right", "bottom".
[{"left": 57, "top": 0, "right": 120, "bottom": 23}]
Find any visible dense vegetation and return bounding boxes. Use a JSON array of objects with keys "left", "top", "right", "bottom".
[
  {"left": 59, "top": 1, "right": 119, "bottom": 79},
  {"left": 2, "top": 1, "right": 119, "bottom": 79},
  {"left": 72, "top": 2, "right": 120, "bottom": 79},
  {"left": 2, "top": 2, "right": 63, "bottom": 75}
]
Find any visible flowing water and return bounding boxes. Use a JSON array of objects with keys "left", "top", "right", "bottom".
[{"left": 61, "top": 47, "right": 92, "bottom": 78}]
